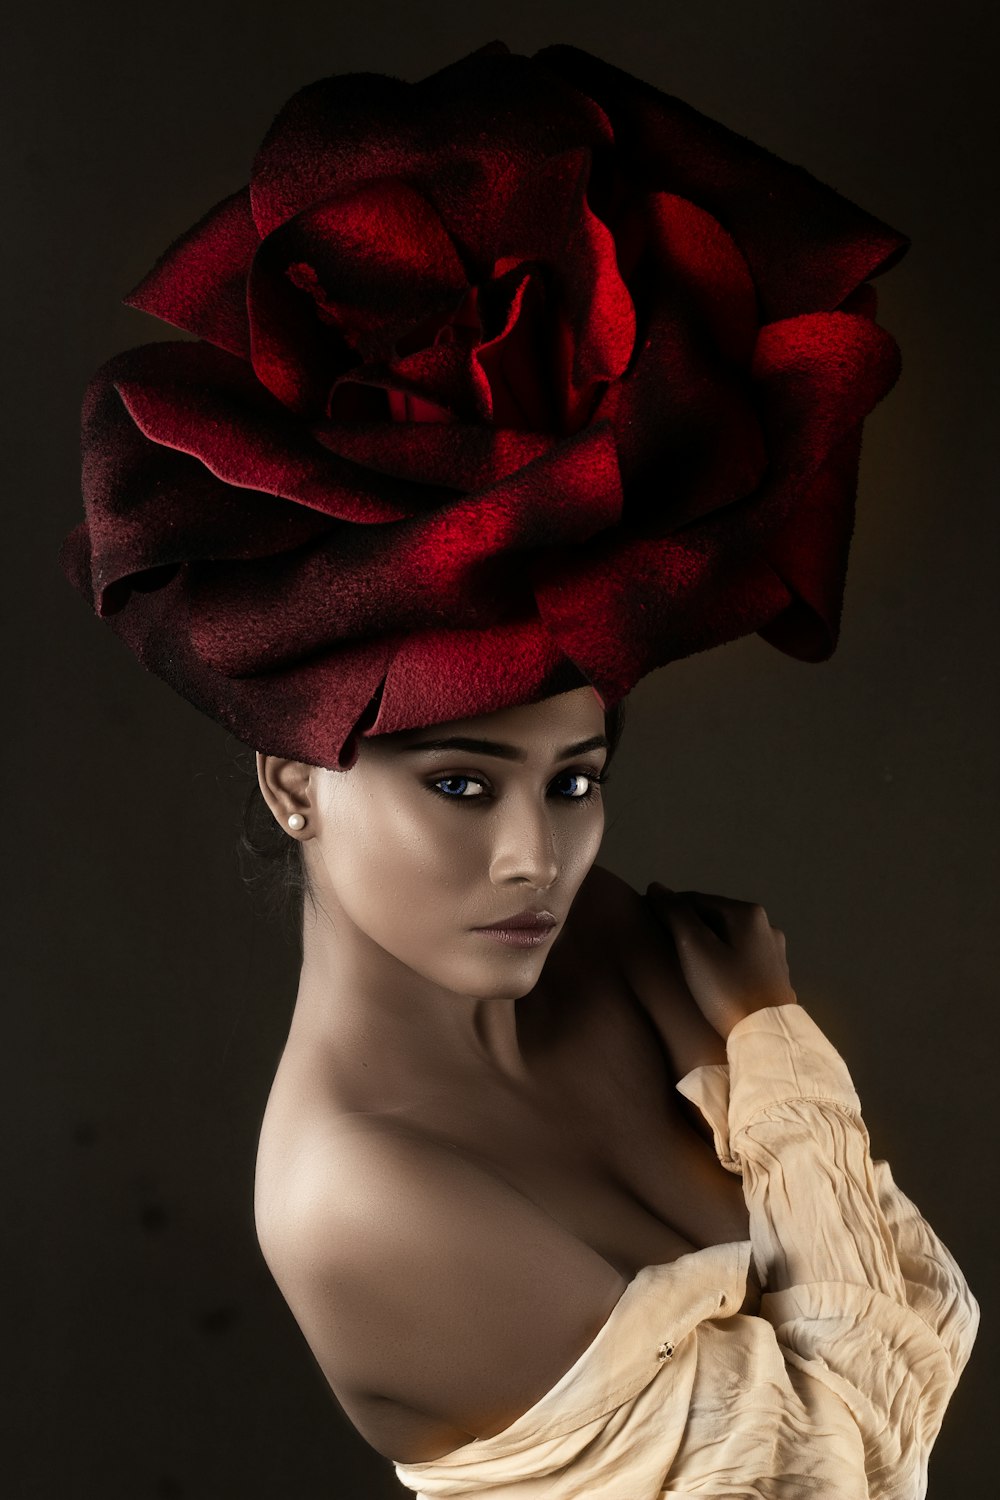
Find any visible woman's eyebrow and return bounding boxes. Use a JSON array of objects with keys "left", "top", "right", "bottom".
[{"left": 397, "top": 734, "right": 609, "bottom": 762}]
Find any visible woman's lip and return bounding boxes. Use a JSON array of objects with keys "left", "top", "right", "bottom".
[
  {"left": 474, "top": 916, "right": 557, "bottom": 932},
  {"left": 473, "top": 925, "right": 556, "bottom": 947}
]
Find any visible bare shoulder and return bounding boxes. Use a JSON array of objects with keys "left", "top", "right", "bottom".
[
  {"left": 257, "top": 1117, "right": 630, "bottom": 1462},
  {"left": 578, "top": 863, "right": 729, "bottom": 1074}
]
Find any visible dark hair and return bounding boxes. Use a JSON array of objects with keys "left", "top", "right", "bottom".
[{"left": 236, "top": 695, "right": 628, "bottom": 944}]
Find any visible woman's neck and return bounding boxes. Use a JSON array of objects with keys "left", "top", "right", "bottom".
[{"left": 287, "top": 896, "right": 557, "bottom": 1098}]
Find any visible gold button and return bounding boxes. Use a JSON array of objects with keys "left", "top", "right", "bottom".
[{"left": 657, "top": 1341, "right": 674, "bottom": 1361}]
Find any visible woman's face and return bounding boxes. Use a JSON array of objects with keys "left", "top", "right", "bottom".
[{"left": 298, "top": 686, "right": 609, "bottom": 1002}]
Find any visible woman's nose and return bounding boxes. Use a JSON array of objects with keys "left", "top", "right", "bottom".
[{"left": 488, "top": 800, "right": 559, "bottom": 889}]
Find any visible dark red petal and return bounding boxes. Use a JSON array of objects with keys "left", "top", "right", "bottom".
[
  {"left": 599, "top": 194, "right": 767, "bottom": 526},
  {"left": 490, "top": 148, "right": 636, "bottom": 430},
  {"left": 474, "top": 269, "right": 556, "bottom": 429},
  {"left": 600, "top": 361, "right": 767, "bottom": 532},
  {"left": 124, "top": 188, "right": 258, "bottom": 356},
  {"left": 533, "top": 43, "right": 910, "bottom": 320},
  {"left": 311, "top": 422, "right": 554, "bottom": 490},
  {"left": 68, "top": 549, "right": 401, "bottom": 769},
  {"left": 532, "top": 315, "right": 903, "bottom": 696},
  {"left": 185, "top": 422, "right": 623, "bottom": 675},
  {"left": 331, "top": 340, "right": 494, "bottom": 426},
  {"left": 109, "top": 341, "right": 425, "bottom": 523},
  {"left": 754, "top": 419, "right": 866, "bottom": 662},
  {"left": 751, "top": 311, "right": 902, "bottom": 494},
  {"left": 640, "top": 191, "right": 759, "bottom": 365},
  {"left": 532, "top": 525, "right": 792, "bottom": 704},
  {"left": 75, "top": 348, "right": 347, "bottom": 617},
  {"left": 363, "top": 617, "right": 580, "bottom": 739},
  {"left": 282, "top": 180, "right": 470, "bottom": 359},
  {"left": 246, "top": 231, "right": 355, "bottom": 414},
  {"left": 249, "top": 48, "right": 613, "bottom": 271}
]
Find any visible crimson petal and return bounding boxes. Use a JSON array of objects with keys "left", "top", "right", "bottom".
[
  {"left": 491, "top": 148, "right": 636, "bottom": 431},
  {"left": 754, "top": 419, "right": 867, "bottom": 661},
  {"left": 74, "top": 349, "right": 342, "bottom": 617},
  {"left": 602, "top": 192, "right": 767, "bottom": 525},
  {"left": 364, "top": 617, "right": 588, "bottom": 739},
  {"left": 249, "top": 45, "right": 613, "bottom": 271},
  {"left": 124, "top": 188, "right": 258, "bottom": 356},
  {"left": 311, "top": 422, "right": 554, "bottom": 490},
  {"left": 751, "top": 310, "right": 902, "bottom": 494},
  {"left": 332, "top": 341, "right": 494, "bottom": 426},
  {"left": 532, "top": 523, "right": 792, "bottom": 703},
  {"left": 285, "top": 181, "right": 469, "bottom": 359},
  {"left": 109, "top": 341, "right": 427, "bottom": 523},
  {"left": 185, "top": 421, "right": 623, "bottom": 674},
  {"left": 62, "top": 536, "right": 400, "bottom": 770},
  {"left": 534, "top": 43, "right": 910, "bottom": 320}
]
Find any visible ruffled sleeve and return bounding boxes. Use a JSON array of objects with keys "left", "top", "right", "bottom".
[{"left": 676, "top": 1003, "right": 980, "bottom": 1500}]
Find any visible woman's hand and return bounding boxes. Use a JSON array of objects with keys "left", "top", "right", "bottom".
[{"left": 646, "top": 883, "right": 799, "bottom": 1042}]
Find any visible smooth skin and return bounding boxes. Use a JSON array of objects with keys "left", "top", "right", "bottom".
[
  {"left": 256, "top": 684, "right": 615, "bottom": 1096},
  {"left": 255, "top": 683, "right": 797, "bottom": 1091},
  {"left": 252, "top": 684, "right": 797, "bottom": 1459}
]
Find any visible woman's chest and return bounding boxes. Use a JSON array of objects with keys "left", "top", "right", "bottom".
[{"left": 411, "top": 980, "right": 750, "bottom": 1278}]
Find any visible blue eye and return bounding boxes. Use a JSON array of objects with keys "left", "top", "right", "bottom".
[
  {"left": 426, "top": 770, "right": 609, "bottom": 804},
  {"left": 433, "top": 776, "right": 483, "bottom": 799}
]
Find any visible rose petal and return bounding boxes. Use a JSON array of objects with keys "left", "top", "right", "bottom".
[
  {"left": 751, "top": 310, "right": 902, "bottom": 492},
  {"left": 599, "top": 193, "right": 767, "bottom": 526},
  {"left": 250, "top": 46, "right": 613, "bottom": 270},
  {"left": 534, "top": 43, "right": 910, "bottom": 319},
  {"left": 246, "top": 229, "right": 355, "bottom": 415},
  {"left": 77, "top": 349, "right": 342, "bottom": 617},
  {"left": 283, "top": 180, "right": 469, "bottom": 359},
  {"left": 110, "top": 341, "right": 425, "bottom": 523},
  {"left": 246, "top": 179, "right": 472, "bottom": 414},
  {"left": 755, "top": 419, "right": 866, "bottom": 661},
  {"left": 124, "top": 188, "right": 258, "bottom": 356},
  {"left": 473, "top": 269, "right": 555, "bottom": 428},
  {"left": 490, "top": 147, "right": 636, "bottom": 431},
  {"left": 311, "top": 421, "right": 554, "bottom": 490},
  {"left": 332, "top": 340, "right": 494, "bottom": 426},
  {"left": 532, "top": 525, "right": 792, "bottom": 703},
  {"left": 363, "top": 616, "right": 582, "bottom": 739},
  {"left": 640, "top": 190, "right": 759, "bottom": 364},
  {"left": 65, "top": 549, "right": 401, "bottom": 769},
  {"left": 185, "top": 421, "right": 623, "bottom": 674}
]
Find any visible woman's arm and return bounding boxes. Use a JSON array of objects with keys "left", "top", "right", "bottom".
[
  {"left": 258, "top": 1117, "right": 631, "bottom": 1459},
  {"left": 643, "top": 887, "right": 980, "bottom": 1498},
  {"left": 726, "top": 1004, "right": 979, "bottom": 1497}
]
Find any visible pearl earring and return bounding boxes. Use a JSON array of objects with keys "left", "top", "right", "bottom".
[{"left": 287, "top": 813, "right": 305, "bottom": 831}]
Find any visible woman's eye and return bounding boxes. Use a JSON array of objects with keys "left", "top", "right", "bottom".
[
  {"left": 433, "top": 776, "right": 485, "bottom": 798},
  {"left": 427, "top": 770, "right": 606, "bottom": 803},
  {"left": 556, "top": 772, "right": 590, "bottom": 797}
]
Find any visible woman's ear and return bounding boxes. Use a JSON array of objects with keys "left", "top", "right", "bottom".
[{"left": 255, "top": 753, "right": 314, "bottom": 837}]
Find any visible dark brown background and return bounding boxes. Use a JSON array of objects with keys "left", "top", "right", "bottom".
[{"left": 6, "top": 1, "right": 996, "bottom": 1495}]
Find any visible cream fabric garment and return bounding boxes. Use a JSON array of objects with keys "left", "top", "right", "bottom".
[{"left": 393, "top": 1003, "right": 979, "bottom": 1499}]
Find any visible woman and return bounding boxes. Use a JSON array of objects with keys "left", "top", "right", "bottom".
[
  {"left": 249, "top": 682, "right": 752, "bottom": 1457},
  {"left": 244, "top": 682, "right": 978, "bottom": 1496},
  {"left": 60, "top": 41, "right": 978, "bottom": 1497}
]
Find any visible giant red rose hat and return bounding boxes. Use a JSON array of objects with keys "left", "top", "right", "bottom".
[{"left": 59, "top": 40, "right": 909, "bottom": 769}]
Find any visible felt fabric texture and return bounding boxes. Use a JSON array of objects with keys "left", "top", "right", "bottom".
[
  {"left": 60, "top": 40, "right": 910, "bottom": 770},
  {"left": 391, "top": 1005, "right": 979, "bottom": 1499}
]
